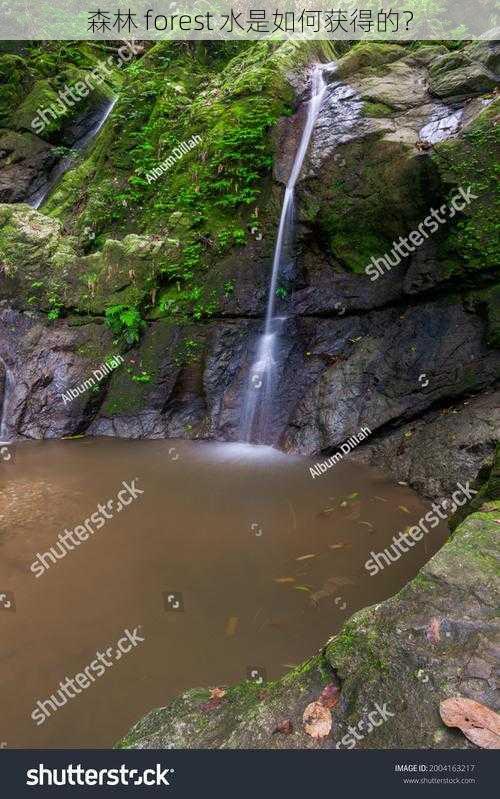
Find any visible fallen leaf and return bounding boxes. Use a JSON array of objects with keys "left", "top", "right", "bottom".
[
  {"left": 318, "top": 506, "right": 336, "bottom": 516},
  {"left": 225, "top": 617, "right": 238, "bottom": 637},
  {"left": 319, "top": 683, "right": 340, "bottom": 709},
  {"left": 440, "top": 698, "right": 500, "bottom": 749},
  {"left": 272, "top": 719, "right": 294, "bottom": 735},
  {"left": 296, "top": 553, "right": 318, "bottom": 561},
  {"left": 426, "top": 617, "right": 441, "bottom": 644},
  {"left": 209, "top": 687, "right": 226, "bottom": 700},
  {"left": 303, "top": 701, "right": 332, "bottom": 738},
  {"left": 200, "top": 697, "right": 224, "bottom": 712},
  {"left": 274, "top": 577, "right": 295, "bottom": 583},
  {"left": 398, "top": 505, "right": 411, "bottom": 514}
]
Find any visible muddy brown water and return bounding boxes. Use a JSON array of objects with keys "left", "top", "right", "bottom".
[{"left": 0, "top": 438, "right": 448, "bottom": 748}]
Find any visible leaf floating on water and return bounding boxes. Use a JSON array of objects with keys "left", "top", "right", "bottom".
[
  {"left": 294, "top": 585, "right": 311, "bottom": 592},
  {"left": 373, "top": 495, "right": 388, "bottom": 502},
  {"left": 296, "top": 553, "right": 318, "bottom": 561},
  {"left": 347, "top": 492, "right": 359, "bottom": 500},
  {"left": 439, "top": 698, "right": 500, "bottom": 749},
  {"left": 272, "top": 719, "right": 294, "bottom": 735},
  {"left": 329, "top": 543, "right": 344, "bottom": 550},
  {"left": 303, "top": 701, "right": 332, "bottom": 739},
  {"left": 225, "top": 617, "right": 238, "bottom": 637},
  {"left": 339, "top": 501, "right": 348, "bottom": 508},
  {"left": 319, "top": 683, "right": 340, "bottom": 709},
  {"left": 274, "top": 577, "right": 295, "bottom": 583},
  {"left": 318, "top": 507, "right": 336, "bottom": 517},
  {"left": 398, "top": 505, "right": 411, "bottom": 514},
  {"left": 359, "top": 521, "right": 374, "bottom": 529}
]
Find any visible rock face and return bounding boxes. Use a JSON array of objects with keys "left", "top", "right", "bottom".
[
  {"left": 0, "top": 40, "right": 499, "bottom": 502},
  {"left": 116, "top": 497, "right": 500, "bottom": 750}
]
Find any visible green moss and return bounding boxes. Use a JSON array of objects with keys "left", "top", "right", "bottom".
[
  {"left": 361, "top": 101, "right": 395, "bottom": 118},
  {"left": 44, "top": 40, "right": 334, "bottom": 320},
  {"left": 433, "top": 100, "right": 500, "bottom": 273},
  {"left": 1, "top": 43, "right": 119, "bottom": 142},
  {"left": 314, "top": 137, "right": 437, "bottom": 273},
  {"left": 335, "top": 43, "right": 406, "bottom": 80}
]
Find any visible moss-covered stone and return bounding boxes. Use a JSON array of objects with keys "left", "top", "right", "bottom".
[
  {"left": 335, "top": 43, "right": 406, "bottom": 80},
  {"left": 0, "top": 204, "right": 179, "bottom": 318},
  {"left": 429, "top": 48, "right": 498, "bottom": 99},
  {"left": 432, "top": 100, "right": 500, "bottom": 274}
]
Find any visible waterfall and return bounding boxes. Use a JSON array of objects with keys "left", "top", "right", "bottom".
[
  {"left": 0, "top": 360, "right": 13, "bottom": 443},
  {"left": 27, "top": 97, "right": 116, "bottom": 210},
  {"left": 242, "top": 64, "right": 329, "bottom": 444}
]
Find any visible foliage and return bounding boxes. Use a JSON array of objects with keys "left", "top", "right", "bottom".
[{"left": 104, "top": 304, "right": 145, "bottom": 345}]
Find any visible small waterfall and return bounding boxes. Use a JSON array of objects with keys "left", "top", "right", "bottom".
[
  {"left": 242, "top": 64, "right": 329, "bottom": 443},
  {"left": 27, "top": 97, "right": 116, "bottom": 210},
  {"left": 0, "top": 360, "right": 13, "bottom": 443}
]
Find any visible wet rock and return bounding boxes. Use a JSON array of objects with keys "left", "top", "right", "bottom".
[
  {"left": 428, "top": 49, "right": 498, "bottom": 100},
  {"left": 0, "top": 130, "right": 58, "bottom": 203},
  {"left": 281, "top": 299, "right": 500, "bottom": 459},
  {"left": 350, "top": 390, "right": 500, "bottom": 500},
  {"left": 0, "top": 307, "right": 116, "bottom": 439},
  {"left": 354, "top": 61, "right": 430, "bottom": 110}
]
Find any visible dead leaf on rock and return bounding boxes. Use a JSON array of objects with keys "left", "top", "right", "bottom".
[
  {"left": 272, "top": 719, "right": 294, "bottom": 735},
  {"left": 440, "top": 697, "right": 500, "bottom": 749},
  {"left": 303, "top": 701, "right": 332, "bottom": 739},
  {"left": 426, "top": 617, "right": 441, "bottom": 644},
  {"left": 209, "top": 687, "right": 226, "bottom": 700},
  {"left": 319, "top": 683, "right": 340, "bottom": 709}
]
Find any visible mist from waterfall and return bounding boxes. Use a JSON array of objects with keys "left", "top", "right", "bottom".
[{"left": 242, "top": 64, "right": 329, "bottom": 444}]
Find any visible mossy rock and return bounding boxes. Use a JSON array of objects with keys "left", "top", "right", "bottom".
[
  {"left": 0, "top": 204, "right": 178, "bottom": 316},
  {"left": 306, "top": 134, "right": 440, "bottom": 273},
  {"left": 428, "top": 48, "right": 498, "bottom": 99},
  {"left": 335, "top": 43, "right": 406, "bottom": 80},
  {"left": 432, "top": 99, "right": 500, "bottom": 273}
]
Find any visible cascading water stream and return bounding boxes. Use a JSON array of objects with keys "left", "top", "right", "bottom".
[
  {"left": 0, "top": 360, "right": 13, "bottom": 443},
  {"left": 27, "top": 97, "right": 117, "bottom": 210},
  {"left": 242, "top": 64, "right": 329, "bottom": 443}
]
